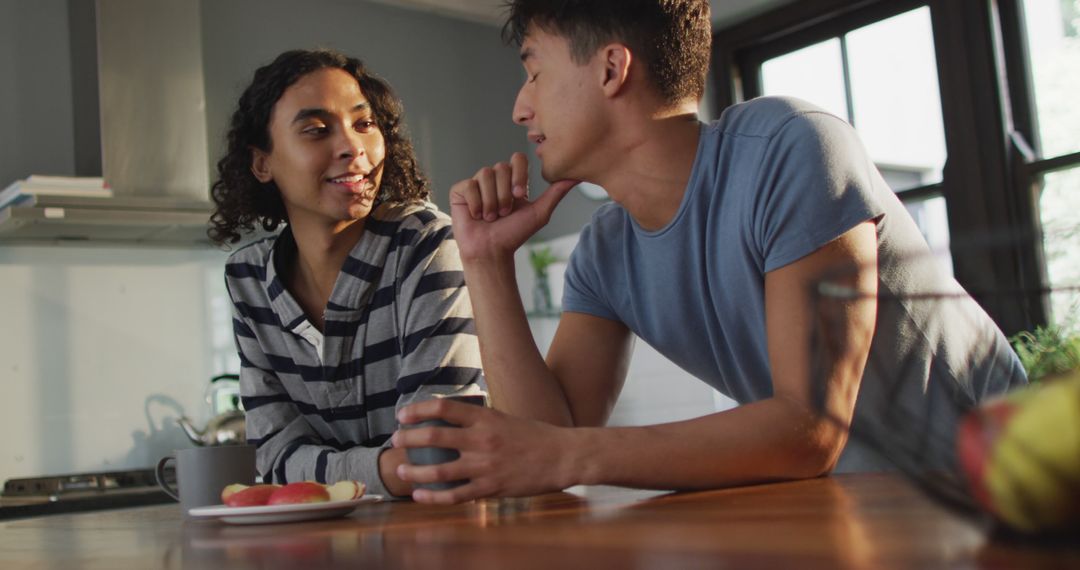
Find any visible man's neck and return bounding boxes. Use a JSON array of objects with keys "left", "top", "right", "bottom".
[{"left": 594, "top": 106, "right": 701, "bottom": 231}]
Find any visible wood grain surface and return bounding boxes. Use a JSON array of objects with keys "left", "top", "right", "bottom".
[{"left": 1, "top": 473, "right": 1076, "bottom": 569}]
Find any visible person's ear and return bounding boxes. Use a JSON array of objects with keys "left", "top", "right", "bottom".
[
  {"left": 250, "top": 147, "right": 273, "bottom": 183},
  {"left": 599, "top": 44, "right": 632, "bottom": 97}
]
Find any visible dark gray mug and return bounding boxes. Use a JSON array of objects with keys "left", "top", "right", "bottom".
[
  {"left": 155, "top": 444, "right": 256, "bottom": 515},
  {"left": 403, "top": 394, "right": 486, "bottom": 491}
]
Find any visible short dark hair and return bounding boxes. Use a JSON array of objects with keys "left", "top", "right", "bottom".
[
  {"left": 501, "top": 0, "right": 712, "bottom": 106},
  {"left": 209, "top": 49, "right": 430, "bottom": 246}
]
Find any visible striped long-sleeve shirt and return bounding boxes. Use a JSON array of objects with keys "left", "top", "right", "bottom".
[{"left": 224, "top": 201, "right": 483, "bottom": 497}]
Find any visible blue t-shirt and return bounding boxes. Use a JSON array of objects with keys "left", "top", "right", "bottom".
[{"left": 563, "top": 97, "right": 1026, "bottom": 470}]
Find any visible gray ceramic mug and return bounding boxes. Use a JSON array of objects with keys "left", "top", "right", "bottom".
[
  {"left": 403, "top": 394, "right": 487, "bottom": 491},
  {"left": 155, "top": 444, "right": 256, "bottom": 515}
]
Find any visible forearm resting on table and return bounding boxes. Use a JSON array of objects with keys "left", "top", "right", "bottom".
[
  {"left": 462, "top": 255, "right": 574, "bottom": 426},
  {"left": 565, "top": 397, "right": 849, "bottom": 490}
]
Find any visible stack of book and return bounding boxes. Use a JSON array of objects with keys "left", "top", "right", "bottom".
[{"left": 0, "top": 176, "right": 113, "bottom": 209}]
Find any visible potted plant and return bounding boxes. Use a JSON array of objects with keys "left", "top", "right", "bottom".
[{"left": 529, "top": 246, "right": 559, "bottom": 314}]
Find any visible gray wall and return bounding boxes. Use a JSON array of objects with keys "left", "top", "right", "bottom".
[{"left": 0, "top": 0, "right": 77, "bottom": 185}]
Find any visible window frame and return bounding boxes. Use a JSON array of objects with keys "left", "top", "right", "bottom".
[
  {"left": 711, "top": 0, "right": 1068, "bottom": 335},
  {"left": 998, "top": 0, "right": 1080, "bottom": 173}
]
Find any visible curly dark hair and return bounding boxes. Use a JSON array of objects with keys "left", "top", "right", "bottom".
[
  {"left": 209, "top": 49, "right": 430, "bottom": 245},
  {"left": 501, "top": 0, "right": 712, "bottom": 107}
]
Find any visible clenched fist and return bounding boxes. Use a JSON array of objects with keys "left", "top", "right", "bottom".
[{"left": 449, "top": 152, "right": 578, "bottom": 261}]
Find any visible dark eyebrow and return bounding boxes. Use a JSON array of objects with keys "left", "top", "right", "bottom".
[{"left": 291, "top": 102, "right": 371, "bottom": 125}]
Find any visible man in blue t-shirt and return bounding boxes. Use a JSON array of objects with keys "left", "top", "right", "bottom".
[{"left": 392, "top": 0, "right": 1027, "bottom": 503}]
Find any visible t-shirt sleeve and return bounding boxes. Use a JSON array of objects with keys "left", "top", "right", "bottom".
[
  {"left": 752, "top": 110, "right": 886, "bottom": 273},
  {"left": 562, "top": 220, "right": 621, "bottom": 322}
]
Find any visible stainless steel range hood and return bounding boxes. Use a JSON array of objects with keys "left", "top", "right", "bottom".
[
  {"left": 0, "top": 195, "right": 214, "bottom": 245},
  {"left": 0, "top": 0, "right": 218, "bottom": 247}
]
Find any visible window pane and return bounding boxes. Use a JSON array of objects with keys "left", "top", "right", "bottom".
[
  {"left": 903, "top": 194, "right": 953, "bottom": 277},
  {"left": 761, "top": 39, "right": 849, "bottom": 121},
  {"left": 846, "top": 7, "right": 947, "bottom": 190},
  {"left": 1023, "top": 0, "right": 1080, "bottom": 158},
  {"left": 1038, "top": 167, "right": 1080, "bottom": 331}
]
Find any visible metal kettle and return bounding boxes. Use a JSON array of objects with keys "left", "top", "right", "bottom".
[{"left": 177, "top": 374, "right": 246, "bottom": 446}]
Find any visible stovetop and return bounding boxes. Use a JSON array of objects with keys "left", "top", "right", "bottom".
[{"left": 1, "top": 468, "right": 175, "bottom": 518}]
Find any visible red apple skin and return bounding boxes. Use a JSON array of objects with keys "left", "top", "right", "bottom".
[
  {"left": 224, "top": 484, "right": 281, "bottom": 507},
  {"left": 956, "top": 399, "right": 1018, "bottom": 513},
  {"left": 267, "top": 482, "right": 331, "bottom": 506},
  {"left": 221, "top": 483, "right": 250, "bottom": 503}
]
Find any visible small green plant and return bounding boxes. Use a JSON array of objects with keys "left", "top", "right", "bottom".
[
  {"left": 1010, "top": 325, "right": 1080, "bottom": 383},
  {"left": 529, "top": 246, "right": 558, "bottom": 278}
]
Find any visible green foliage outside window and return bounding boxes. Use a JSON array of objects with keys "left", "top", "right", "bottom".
[
  {"left": 1011, "top": 325, "right": 1080, "bottom": 382},
  {"left": 1063, "top": 0, "right": 1080, "bottom": 37}
]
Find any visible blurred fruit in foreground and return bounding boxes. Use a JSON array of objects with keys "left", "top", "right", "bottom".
[{"left": 957, "top": 372, "right": 1080, "bottom": 533}]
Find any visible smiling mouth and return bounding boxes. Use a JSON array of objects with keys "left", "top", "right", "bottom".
[
  {"left": 328, "top": 160, "right": 386, "bottom": 197},
  {"left": 328, "top": 173, "right": 371, "bottom": 185}
]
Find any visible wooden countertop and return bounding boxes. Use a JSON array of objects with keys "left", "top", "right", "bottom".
[{"left": 1, "top": 473, "right": 1075, "bottom": 569}]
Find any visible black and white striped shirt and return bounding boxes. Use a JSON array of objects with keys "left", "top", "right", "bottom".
[{"left": 225, "top": 201, "right": 483, "bottom": 496}]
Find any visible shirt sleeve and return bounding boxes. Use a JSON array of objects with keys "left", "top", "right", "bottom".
[
  {"left": 751, "top": 110, "right": 886, "bottom": 273},
  {"left": 561, "top": 210, "right": 622, "bottom": 321},
  {"left": 392, "top": 216, "right": 485, "bottom": 408}
]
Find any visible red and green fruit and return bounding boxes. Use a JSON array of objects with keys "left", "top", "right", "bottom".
[{"left": 956, "top": 373, "right": 1080, "bottom": 533}]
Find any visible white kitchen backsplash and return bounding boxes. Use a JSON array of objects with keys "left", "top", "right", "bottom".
[{"left": 0, "top": 245, "right": 235, "bottom": 481}]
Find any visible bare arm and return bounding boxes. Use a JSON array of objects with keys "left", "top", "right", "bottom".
[
  {"left": 545, "top": 313, "right": 634, "bottom": 427},
  {"left": 447, "top": 152, "right": 626, "bottom": 426},
  {"left": 572, "top": 221, "right": 878, "bottom": 488},
  {"left": 459, "top": 254, "right": 574, "bottom": 425},
  {"left": 463, "top": 246, "right": 634, "bottom": 427}
]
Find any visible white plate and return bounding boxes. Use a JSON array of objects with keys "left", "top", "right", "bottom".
[{"left": 188, "top": 495, "right": 384, "bottom": 525}]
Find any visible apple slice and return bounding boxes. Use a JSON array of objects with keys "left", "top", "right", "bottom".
[
  {"left": 267, "top": 481, "right": 330, "bottom": 505},
  {"left": 325, "top": 480, "right": 366, "bottom": 502},
  {"left": 224, "top": 484, "right": 281, "bottom": 507},
  {"left": 220, "top": 483, "right": 249, "bottom": 503}
]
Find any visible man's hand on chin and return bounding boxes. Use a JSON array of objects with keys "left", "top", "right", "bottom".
[{"left": 449, "top": 151, "right": 577, "bottom": 262}]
